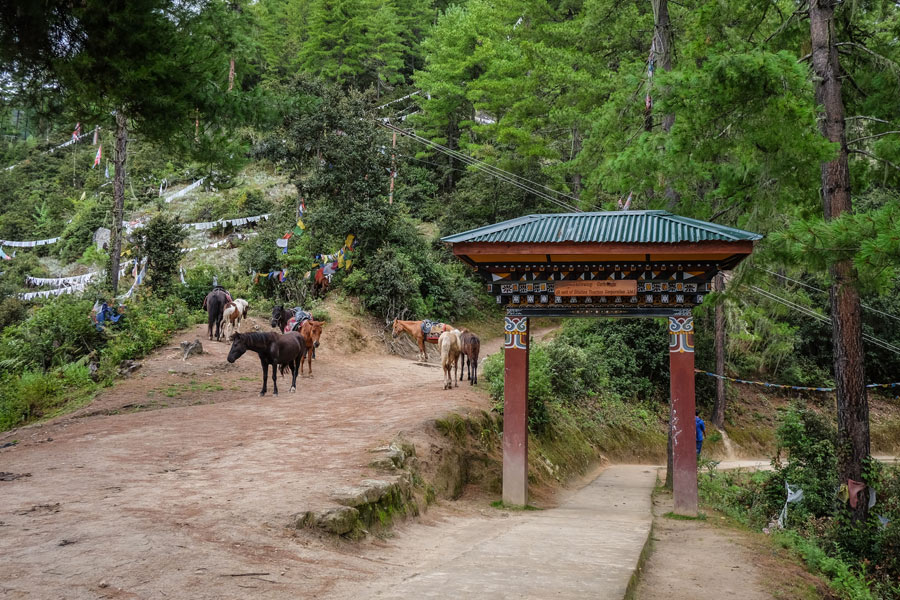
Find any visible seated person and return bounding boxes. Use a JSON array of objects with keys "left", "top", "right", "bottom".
[
  {"left": 290, "top": 307, "right": 312, "bottom": 331},
  {"left": 92, "top": 299, "right": 124, "bottom": 331}
]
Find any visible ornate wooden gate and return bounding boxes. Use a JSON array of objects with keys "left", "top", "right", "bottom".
[{"left": 443, "top": 211, "right": 761, "bottom": 514}]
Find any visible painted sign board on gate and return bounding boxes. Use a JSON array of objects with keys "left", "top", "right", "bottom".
[{"left": 554, "top": 280, "right": 638, "bottom": 296}]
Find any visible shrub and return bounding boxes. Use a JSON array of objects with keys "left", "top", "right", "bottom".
[
  {"left": 133, "top": 213, "right": 188, "bottom": 294},
  {"left": 773, "top": 403, "right": 838, "bottom": 522}
]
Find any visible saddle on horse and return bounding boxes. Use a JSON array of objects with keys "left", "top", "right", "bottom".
[
  {"left": 288, "top": 307, "right": 312, "bottom": 332},
  {"left": 421, "top": 319, "right": 446, "bottom": 341},
  {"left": 212, "top": 285, "right": 233, "bottom": 303}
]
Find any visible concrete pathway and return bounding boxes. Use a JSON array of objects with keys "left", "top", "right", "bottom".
[{"left": 358, "top": 465, "right": 657, "bottom": 600}]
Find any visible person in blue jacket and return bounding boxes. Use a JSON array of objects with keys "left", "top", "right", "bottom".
[{"left": 695, "top": 409, "right": 706, "bottom": 457}]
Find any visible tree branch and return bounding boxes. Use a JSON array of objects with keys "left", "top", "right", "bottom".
[
  {"left": 850, "top": 149, "right": 900, "bottom": 172},
  {"left": 835, "top": 42, "right": 900, "bottom": 72},
  {"left": 848, "top": 131, "right": 900, "bottom": 145},
  {"left": 846, "top": 116, "right": 893, "bottom": 124}
]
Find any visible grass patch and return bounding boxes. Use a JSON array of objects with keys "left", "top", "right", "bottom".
[
  {"left": 490, "top": 500, "right": 542, "bottom": 511},
  {"left": 663, "top": 511, "right": 707, "bottom": 521}
]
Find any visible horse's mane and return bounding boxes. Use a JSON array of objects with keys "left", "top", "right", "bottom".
[{"left": 237, "top": 332, "right": 274, "bottom": 346}]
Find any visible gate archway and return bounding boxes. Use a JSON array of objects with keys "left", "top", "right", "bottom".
[{"left": 442, "top": 210, "right": 761, "bottom": 515}]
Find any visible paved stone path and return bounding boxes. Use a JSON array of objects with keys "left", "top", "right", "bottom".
[{"left": 354, "top": 465, "right": 657, "bottom": 600}]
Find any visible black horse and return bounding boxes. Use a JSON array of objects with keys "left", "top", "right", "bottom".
[
  {"left": 203, "top": 289, "right": 230, "bottom": 341},
  {"left": 227, "top": 332, "right": 307, "bottom": 396},
  {"left": 271, "top": 304, "right": 293, "bottom": 333}
]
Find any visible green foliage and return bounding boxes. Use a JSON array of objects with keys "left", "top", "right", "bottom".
[
  {"left": 0, "top": 291, "right": 196, "bottom": 431},
  {"left": 773, "top": 403, "right": 839, "bottom": 522},
  {"left": 700, "top": 407, "right": 900, "bottom": 598},
  {"left": 483, "top": 319, "right": 669, "bottom": 434},
  {"left": 132, "top": 214, "right": 188, "bottom": 294},
  {"left": 771, "top": 201, "right": 900, "bottom": 294}
]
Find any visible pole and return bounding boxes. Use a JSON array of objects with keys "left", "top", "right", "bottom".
[
  {"left": 712, "top": 273, "right": 727, "bottom": 427},
  {"left": 389, "top": 131, "right": 397, "bottom": 204},
  {"left": 669, "top": 313, "right": 698, "bottom": 515},
  {"left": 502, "top": 315, "right": 529, "bottom": 506}
]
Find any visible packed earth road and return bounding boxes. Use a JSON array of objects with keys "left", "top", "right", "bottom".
[{"left": 0, "top": 317, "right": 517, "bottom": 599}]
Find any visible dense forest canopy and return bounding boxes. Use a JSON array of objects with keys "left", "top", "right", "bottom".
[{"left": 1, "top": 0, "right": 900, "bottom": 591}]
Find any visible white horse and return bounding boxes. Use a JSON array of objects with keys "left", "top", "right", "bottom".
[
  {"left": 438, "top": 329, "right": 462, "bottom": 390},
  {"left": 223, "top": 298, "right": 250, "bottom": 339}
]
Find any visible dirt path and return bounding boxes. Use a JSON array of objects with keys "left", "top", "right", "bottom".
[
  {"left": 635, "top": 473, "right": 830, "bottom": 600},
  {"left": 0, "top": 318, "right": 556, "bottom": 599}
]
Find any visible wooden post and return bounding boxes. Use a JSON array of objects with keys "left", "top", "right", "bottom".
[
  {"left": 389, "top": 131, "right": 396, "bottom": 204},
  {"left": 503, "top": 315, "right": 529, "bottom": 506},
  {"left": 669, "top": 314, "right": 698, "bottom": 515}
]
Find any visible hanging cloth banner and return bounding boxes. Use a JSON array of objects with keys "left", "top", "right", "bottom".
[
  {"left": 72, "top": 123, "right": 82, "bottom": 140},
  {"left": 92, "top": 126, "right": 99, "bottom": 146},
  {"left": 776, "top": 483, "right": 804, "bottom": 528},
  {"left": 180, "top": 266, "right": 187, "bottom": 286},
  {"left": 181, "top": 239, "right": 229, "bottom": 253},
  {"left": 26, "top": 272, "right": 98, "bottom": 287},
  {"left": 20, "top": 281, "right": 88, "bottom": 300},
  {"left": 0, "top": 246, "right": 12, "bottom": 260},
  {"left": 117, "top": 258, "right": 148, "bottom": 301},
  {"left": 164, "top": 178, "right": 205, "bottom": 203},
  {"left": 0, "top": 237, "right": 60, "bottom": 248},
  {"left": 92, "top": 145, "right": 102, "bottom": 168}
]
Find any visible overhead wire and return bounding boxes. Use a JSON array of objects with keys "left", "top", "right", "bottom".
[
  {"left": 746, "top": 284, "right": 900, "bottom": 356},
  {"left": 379, "top": 120, "right": 591, "bottom": 213},
  {"left": 761, "top": 268, "right": 900, "bottom": 324}
]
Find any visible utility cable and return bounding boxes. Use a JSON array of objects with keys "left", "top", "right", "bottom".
[
  {"left": 380, "top": 120, "right": 590, "bottom": 212},
  {"left": 762, "top": 268, "right": 900, "bottom": 324},
  {"left": 746, "top": 284, "right": 900, "bottom": 356}
]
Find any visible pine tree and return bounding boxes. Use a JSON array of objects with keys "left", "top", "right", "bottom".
[{"left": 0, "top": 0, "right": 250, "bottom": 294}]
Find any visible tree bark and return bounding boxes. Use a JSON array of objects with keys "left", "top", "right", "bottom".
[
  {"left": 712, "top": 273, "right": 727, "bottom": 428},
  {"left": 653, "top": 0, "right": 678, "bottom": 486},
  {"left": 570, "top": 126, "right": 582, "bottom": 199},
  {"left": 652, "top": 0, "right": 674, "bottom": 133},
  {"left": 109, "top": 110, "right": 128, "bottom": 296},
  {"left": 809, "top": 0, "right": 870, "bottom": 521}
]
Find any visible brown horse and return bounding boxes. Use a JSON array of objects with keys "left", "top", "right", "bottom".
[
  {"left": 298, "top": 320, "right": 324, "bottom": 376},
  {"left": 227, "top": 332, "right": 306, "bottom": 396},
  {"left": 203, "top": 289, "right": 229, "bottom": 341},
  {"left": 391, "top": 319, "right": 452, "bottom": 362},
  {"left": 458, "top": 330, "right": 481, "bottom": 385}
]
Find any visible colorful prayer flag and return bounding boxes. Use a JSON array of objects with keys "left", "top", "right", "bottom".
[
  {"left": 93, "top": 145, "right": 102, "bottom": 168},
  {"left": 72, "top": 123, "right": 81, "bottom": 140}
]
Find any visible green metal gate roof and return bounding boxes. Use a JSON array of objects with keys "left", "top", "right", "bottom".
[{"left": 441, "top": 211, "right": 763, "bottom": 244}]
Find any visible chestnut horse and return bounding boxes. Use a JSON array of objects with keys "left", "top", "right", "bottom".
[
  {"left": 391, "top": 319, "right": 452, "bottom": 362},
  {"left": 227, "top": 332, "right": 306, "bottom": 396},
  {"left": 298, "top": 320, "right": 324, "bottom": 376},
  {"left": 458, "top": 330, "right": 481, "bottom": 385}
]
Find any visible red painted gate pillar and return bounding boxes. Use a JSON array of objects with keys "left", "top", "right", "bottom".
[
  {"left": 503, "top": 315, "right": 529, "bottom": 506},
  {"left": 669, "top": 314, "right": 698, "bottom": 515}
]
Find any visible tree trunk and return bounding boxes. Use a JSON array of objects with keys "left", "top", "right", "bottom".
[
  {"left": 712, "top": 273, "right": 727, "bottom": 428},
  {"left": 809, "top": 0, "right": 870, "bottom": 521},
  {"left": 654, "top": 0, "right": 678, "bottom": 485},
  {"left": 570, "top": 126, "right": 582, "bottom": 199},
  {"left": 651, "top": 0, "right": 680, "bottom": 209},
  {"left": 109, "top": 110, "right": 128, "bottom": 296},
  {"left": 652, "top": 0, "right": 674, "bottom": 132}
]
